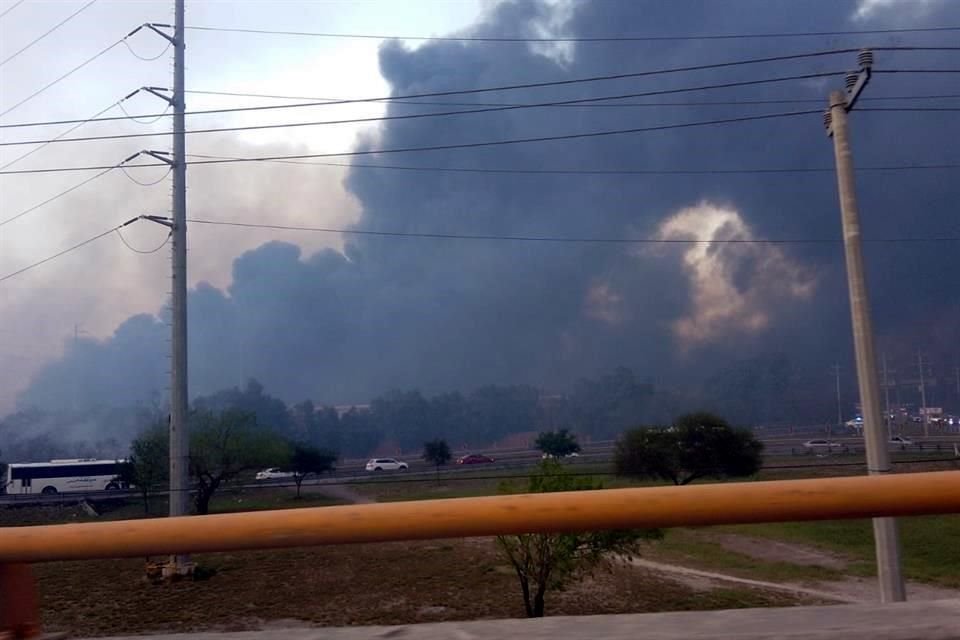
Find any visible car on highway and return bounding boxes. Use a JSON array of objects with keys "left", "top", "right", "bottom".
[
  {"left": 457, "top": 453, "right": 495, "bottom": 465},
  {"left": 888, "top": 436, "right": 913, "bottom": 446},
  {"left": 255, "top": 467, "right": 295, "bottom": 481},
  {"left": 365, "top": 458, "right": 408, "bottom": 472},
  {"left": 541, "top": 452, "right": 581, "bottom": 459},
  {"left": 802, "top": 439, "right": 839, "bottom": 451}
]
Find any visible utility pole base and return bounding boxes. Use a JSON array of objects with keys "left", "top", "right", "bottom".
[
  {"left": 0, "top": 564, "right": 40, "bottom": 639},
  {"left": 145, "top": 560, "right": 196, "bottom": 583}
]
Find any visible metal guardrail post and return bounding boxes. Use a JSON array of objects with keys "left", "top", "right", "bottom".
[{"left": 0, "top": 563, "right": 40, "bottom": 638}]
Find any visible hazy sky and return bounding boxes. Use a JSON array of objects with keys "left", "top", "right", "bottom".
[
  {"left": 2, "top": 0, "right": 957, "bottom": 417},
  {"left": 1, "top": 0, "right": 483, "bottom": 410}
]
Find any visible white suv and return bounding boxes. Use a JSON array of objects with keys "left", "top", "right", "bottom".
[
  {"left": 255, "top": 467, "right": 295, "bottom": 481},
  {"left": 365, "top": 458, "right": 408, "bottom": 472},
  {"left": 803, "top": 439, "right": 839, "bottom": 451}
]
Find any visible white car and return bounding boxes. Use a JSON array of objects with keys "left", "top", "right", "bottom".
[
  {"left": 803, "top": 439, "right": 839, "bottom": 451},
  {"left": 889, "top": 436, "right": 913, "bottom": 446},
  {"left": 365, "top": 458, "right": 408, "bottom": 472},
  {"left": 255, "top": 467, "right": 295, "bottom": 481}
]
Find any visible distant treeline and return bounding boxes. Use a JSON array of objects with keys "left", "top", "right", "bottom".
[
  {"left": 191, "top": 369, "right": 677, "bottom": 457},
  {"left": 2, "top": 357, "right": 836, "bottom": 462}
]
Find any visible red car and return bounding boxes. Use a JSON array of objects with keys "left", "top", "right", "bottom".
[{"left": 457, "top": 454, "right": 495, "bottom": 465}]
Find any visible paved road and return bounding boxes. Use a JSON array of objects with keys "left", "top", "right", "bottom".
[{"left": 2, "top": 436, "right": 956, "bottom": 508}]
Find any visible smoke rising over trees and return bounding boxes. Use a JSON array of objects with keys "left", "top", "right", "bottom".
[{"left": 6, "top": 0, "right": 960, "bottom": 440}]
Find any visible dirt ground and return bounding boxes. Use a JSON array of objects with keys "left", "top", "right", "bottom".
[
  {"left": 713, "top": 533, "right": 849, "bottom": 570},
  {"left": 35, "top": 538, "right": 808, "bottom": 637}
]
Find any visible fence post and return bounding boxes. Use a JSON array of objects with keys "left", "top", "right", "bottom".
[{"left": 0, "top": 563, "right": 41, "bottom": 638}]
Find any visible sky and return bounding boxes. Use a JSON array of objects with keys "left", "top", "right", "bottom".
[
  {"left": 1, "top": 0, "right": 482, "bottom": 410},
  {"left": 1, "top": 0, "right": 958, "bottom": 420}
]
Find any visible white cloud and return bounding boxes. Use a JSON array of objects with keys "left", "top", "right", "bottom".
[
  {"left": 656, "top": 202, "right": 816, "bottom": 348},
  {"left": 583, "top": 281, "right": 624, "bottom": 326},
  {"left": 853, "top": 0, "right": 938, "bottom": 21}
]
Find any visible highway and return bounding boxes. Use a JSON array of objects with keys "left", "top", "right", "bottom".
[{"left": 2, "top": 435, "right": 957, "bottom": 508}]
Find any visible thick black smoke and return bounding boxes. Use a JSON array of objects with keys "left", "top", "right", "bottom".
[{"left": 15, "top": 0, "right": 960, "bottom": 423}]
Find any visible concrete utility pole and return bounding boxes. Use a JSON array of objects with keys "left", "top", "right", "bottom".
[
  {"left": 169, "top": 0, "right": 190, "bottom": 567},
  {"left": 825, "top": 49, "right": 905, "bottom": 603},
  {"left": 918, "top": 353, "right": 928, "bottom": 438}
]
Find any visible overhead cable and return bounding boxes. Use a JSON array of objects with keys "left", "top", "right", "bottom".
[
  {"left": 183, "top": 24, "right": 960, "bottom": 43},
  {"left": 0, "top": 218, "right": 140, "bottom": 283},
  {"left": 0, "top": 109, "right": 824, "bottom": 174},
  {"left": 0, "top": 39, "right": 123, "bottom": 119},
  {"left": 0, "top": 0, "right": 26, "bottom": 20},
  {"left": 0, "top": 72, "right": 846, "bottom": 147},
  {"left": 187, "top": 218, "right": 960, "bottom": 245},
  {"left": 0, "top": 0, "right": 98, "bottom": 68},
  {"left": 185, "top": 153, "right": 960, "bottom": 177}
]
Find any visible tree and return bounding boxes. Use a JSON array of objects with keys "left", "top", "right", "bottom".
[
  {"left": 422, "top": 439, "right": 452, "bottom": 481},
  {"left": 289, "top": 443, "right": 338, "bottom": 498},
  {"left": 122, "top": 423, "right": 169, "bottom": 514},
  {"left": 189, "top": 409, "right": 288, "bottom": 514},
  {"left": 370, "top": 389, "right": 431, "bottom": 451},
  {"left": 427, "top": 392, "right": 469, "bottom": 442},
  {"left": 565, "top": 367, "right": 657, "bottom": 438},
  {"left": 534, "top": 429, "right": 581, "bottom": 459},
  {"left": 310, "top": 405, "right": 343, "bottom": 453},
  {"left": 467, "top": 385, "right": 541, "bottom": 446},
  {"left": 614, "top": 412, "right": 763, "bottom": 486},
  {"left": 496, "top": 460, "right": 658, "bottom": 618},
  {"left": 340, "top": 407, "right": 382, "bottom": 457},
  {"left": 193, "top": 379, "right": 294, "bottom": 439}
]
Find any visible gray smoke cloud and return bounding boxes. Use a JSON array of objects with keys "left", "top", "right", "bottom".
[{"left": 12, "top": 0, "right": 960, "bottom": 423}]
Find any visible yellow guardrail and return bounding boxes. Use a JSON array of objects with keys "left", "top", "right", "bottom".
[
  {"left": 2, "top": 471, "right": 959, "bottom": 563},
  {"left": 3, "top": 470, "right": 960, "bottom": 638}
]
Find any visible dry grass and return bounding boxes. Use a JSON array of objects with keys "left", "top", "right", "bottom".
[{"left": 35, "top": 538, "right": 807, "bottom": 637}]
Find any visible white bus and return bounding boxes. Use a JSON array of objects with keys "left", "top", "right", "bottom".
[{"left": 4, "top": 459, "right": 129, "bottom": 495}]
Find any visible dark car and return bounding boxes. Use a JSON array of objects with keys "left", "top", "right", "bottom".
[{"left": 457, "top": 454, "right": 495, "bottom": 465}]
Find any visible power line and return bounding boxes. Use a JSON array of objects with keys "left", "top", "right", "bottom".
[
  {"left": 0, "top": 218, "right": 140, "bottom": 284},
  {"left": 116, "top": 226, "right": 172, "bottom": 254},
  {"left": 2, "top": 47, "right": 957, "bottom": 130},
  {"left": 0, "top": 99, "right": 120, "bottom": 171},
  {"left": 177, "top": 90, "right": 960, "bottom": 111},
  {"left": 186, "top": 217, "right": 960, "bottom": 245},
  {"left": 6, "top": 100, "right": 957, "bottom": 150},
  {"left": 0, "top": 70, "right": 848, "bottom": 131},
  {"left": 120, "top": 37, "right": 171, "bottom": 61},
  {"left": 119, "top": 164, "right": 171, "bottom": 186},
  {"left": 185, "top": 153, "right": 960, "bottom": 177},
  {"left": 185, "top": 89, "right": 960, "bottom": 107},
  {"left": 182, "top": 24, "right": 960, "bottom": 43},
  {"left": 197, "top": 48, "right": 892, "bottom": 111},
  {"left": 858, "top": 107, "right": 960, "bottom": 112},
  {"left": 0, "top": 109, "right": 825, "bottom": 174},
  {"left": 117, "top": 99, "right": 170, "bottom": 124},
  {"left": 0, "top": 153, "right": 145, "bottom": 227},
  {"left": 875, "top": 68, "right": 960, "bottom": 74},
  {"left": 0, "top": 166, "right": 116, "bottom": 227},
  {"left": 0, "top": 0, "right": 26, "bottom": 20},
  {"left": 0, "top": 0, "right": 98, "bottom": 68},
  {"left": 0, "top": 39, "right": 123, "bottom": 119},
  {"left": 0, "top": 72, "right": 848, "bottom": 147}
]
